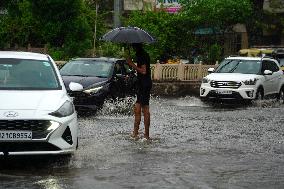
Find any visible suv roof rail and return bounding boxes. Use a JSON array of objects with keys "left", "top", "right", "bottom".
[
  {"left": 251, "top": 45, "right": 284, "bottom": 49},
  {"left": 262, "top": 55, "right": 274, "bottom": 59},
  {"left": 227, "top": 55, "right": 239, "bottom": 57}
]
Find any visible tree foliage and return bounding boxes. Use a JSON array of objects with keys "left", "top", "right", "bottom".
[
  {"left": 0, "top": 0, "right": 276, "bottom": 63},
  {"left": 0, "top": 0, "right": 40, "bottom": 47},
  {"left": 0, "top": 0, "right": 107, "bottom": 60},
  {"left": 124, "top": 0, "right": 253, "bottom": 63},
  {"left": 179, "top": 0, "right": 253, "bottom": 31},
  {"left": 30, "top": 0, "right": 93, "bottom": 59},
  {"left": 125, "top": 10, "right": 182, "bottom": 62}
]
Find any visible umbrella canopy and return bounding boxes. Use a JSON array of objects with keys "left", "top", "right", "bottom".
[{"left": 101, "top": 26, "right": 155, "bottom": 44}]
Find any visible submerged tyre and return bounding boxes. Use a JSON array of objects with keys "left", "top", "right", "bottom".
[
  {"left": 255, "top": 88, "right": 264, "bottom": 101},
  {"left": 252, "top": 88, "right": 264, "bottom": 107},
  {"left": 277, "top": 87, "right": 284, "bottom": 104}
]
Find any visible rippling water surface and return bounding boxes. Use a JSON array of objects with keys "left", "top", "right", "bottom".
[{"left": 1, "top": 96, "right": 284, "bottom": 189}]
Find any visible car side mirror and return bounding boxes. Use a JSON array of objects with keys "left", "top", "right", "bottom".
[
  {"left": 263, "top": 70, "right": 273, "bottom": 75},
  {"left": 69, "top": 82, "right": 83, "bottom": 91},
  {"left": 208, "top": 68, "right": 215, "bottom": 73}
]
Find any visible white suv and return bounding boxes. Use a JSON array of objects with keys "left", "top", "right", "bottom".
[
  {"left": 0, "top": 51, "right": 83, "bottom": 156},
  {"left": 200, "top": 56, "right": 284, "bottom": 102}
]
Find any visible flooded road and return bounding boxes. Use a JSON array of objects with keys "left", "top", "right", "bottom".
[{"left": 1, "top": 96, "right": 284, "bottom": 189}]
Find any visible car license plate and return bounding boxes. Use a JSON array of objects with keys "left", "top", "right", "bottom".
[
  {"left": 216, "top": 90, "right": 232, "bottom": 94},
  {"left": 0, "top": 131, "right": 32, "bottom": 140}
]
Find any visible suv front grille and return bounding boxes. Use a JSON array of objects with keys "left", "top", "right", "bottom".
[
  {"left": 0, "top": 120, "right": 52, "bottom": 139},
  {"left": 210, "top": 81, "right": 241, "bottom": 89}
]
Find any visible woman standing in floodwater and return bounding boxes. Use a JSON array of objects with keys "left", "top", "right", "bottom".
[{"left": 126, "top": 43, "right": 152, "bottom": 140}]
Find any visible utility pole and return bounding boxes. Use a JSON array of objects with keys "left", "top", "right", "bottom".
[
  {"left": 93, "top": 1, "right": 98, "bottom": 57},
  {"left": 113, "top": 0, "right": 121, "bottom": 28}
]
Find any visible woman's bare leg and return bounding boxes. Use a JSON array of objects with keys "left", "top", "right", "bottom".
[
  {"left": 142, "top": 105, "right": 150, "bottom": 139},
  {"left": 132, "top": 103, "right": 141, "bottom": 138}
]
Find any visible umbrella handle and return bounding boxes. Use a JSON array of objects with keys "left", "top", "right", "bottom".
[
  {"left": 124, "top": 44, "right": 131, "bottom": 59},
  {"left": 127, "top": 44, "right": 131, "bottom": 55}
]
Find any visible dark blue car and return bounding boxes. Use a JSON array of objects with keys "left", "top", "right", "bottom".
[{"left": 60, "top": 57, "right": 137, "bottom": 111}]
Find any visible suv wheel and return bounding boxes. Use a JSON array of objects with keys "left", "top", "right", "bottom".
[
  {"left": 278, "top": 87, "right": 284, "bottom": 104},
  {"left": 255, "top": 88, "right": 264, "bottom": 100},
  {"left": 76, "top": 137, "right": 79, "bottom": 150}
]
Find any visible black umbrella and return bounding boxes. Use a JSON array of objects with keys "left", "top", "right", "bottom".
[{"left": 101, "top": 26, "right": 155, "bottom": 44}]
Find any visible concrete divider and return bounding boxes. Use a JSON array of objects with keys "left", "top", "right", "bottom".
[
  {"left": 150, "top": 62, "right": 217, "bottom": 81},
  {"left": 152, "top": 81, "right": 201, "bottom": 97}
]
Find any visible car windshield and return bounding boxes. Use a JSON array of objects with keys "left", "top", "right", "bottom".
[
  {"left": 215, "top": 59, "right": 261, "bottom": 74},
  {"left": 60, "top": 60, "right": 113, "bottom": 78},
  {"left": 0, "top": 58, "right": 60, "bottom": 90}
]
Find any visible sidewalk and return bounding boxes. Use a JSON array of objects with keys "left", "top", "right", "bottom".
[{"left": 152, "top": 81, "right": 201, "bottom": 97}]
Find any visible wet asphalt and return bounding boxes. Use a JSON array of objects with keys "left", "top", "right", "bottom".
[{"left": 0, "top": 96, "right": 284, "bottom": 189}]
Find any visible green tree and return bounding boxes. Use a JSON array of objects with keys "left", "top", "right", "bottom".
[
  {"left": 30, "top": 0, "right": 93, "bottom": 59},
  {"left": 123, "top": 0, "right": 253, "bottom": 63},
  {"left": 125, "top": 10, "right": 186, "bottom": 62},
  {"left": 84, "top": 0, "right": 110, "bottom": 57},
  {"left": 0, "top": 0, "right": 106, "bottom": 60},
  {"left": 178, "top": 0, "right": 253, "bottom": 63},
  {"left": 179, "top": 0, "right": 253, "bottom": 31},
  {"left": 0, "top": 0, "right": 41, "bottom": 47}
]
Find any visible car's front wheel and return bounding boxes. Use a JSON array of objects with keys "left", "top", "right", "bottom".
[
  {"left": 76, "top": 137, "right": 79, "bottom": 150},
  {"left": 252, "top": 88, "right": 264, "bottom": 106},
  {"left": 255, "top": 88, "right": 264, "bottom": 100},
  {"left": 277, "top": 87, "right": 284, "bottom": 104}
]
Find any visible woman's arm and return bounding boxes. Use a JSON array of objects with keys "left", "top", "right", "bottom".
[{"left": 126, "top": 58, "right": 146, "bottom": 75}]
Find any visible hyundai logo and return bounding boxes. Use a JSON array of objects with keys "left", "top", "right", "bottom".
[
  {"left": 219, "top": 82, "right": 228, "bottom": 86},
  {"left": 4, "top": 111, "right": 19, "bottom": 117}
]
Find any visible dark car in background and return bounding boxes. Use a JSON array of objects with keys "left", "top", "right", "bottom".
[{"left": 60, "top": 57, "right": 137, "bottom": 111}]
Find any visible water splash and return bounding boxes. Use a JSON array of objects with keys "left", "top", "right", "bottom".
[
  {"left": 171, "top": 96, "right": 209, "bottom": 107},
  {"left": 96, "top": 96, "right": 136, "bottom": 116},
  {"left": 96, "top": 95, "right": 164, "bottom": 117},
  {"left": 251, "top": 99, "right": 284, "bottom": 108}
]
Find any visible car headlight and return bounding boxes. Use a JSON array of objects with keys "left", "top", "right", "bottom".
[
  {"left": 202, "top": 77, "right": 210, "bottom": 83},
  {"left": 243, "top": 78, "right": 258, "bottom": 85},
  {"left": 49, "top": 101, "right": 75, "bottom": 117},
  {"left": 83, "top": 86, "right": 103, "bottom": 95},
  {"left": 47, "top": 121, "right": 60, "bottom": 131}
]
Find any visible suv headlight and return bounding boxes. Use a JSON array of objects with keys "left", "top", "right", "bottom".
[
  {"left": 243, "top": 78, "right": 258, "bottom": 85},
  {"left": 49, "top": 101, "right": 75, "bottom": 117},
  {"left": 202, "top": 77, "right": 210, "bottom": 83},
  {"left": 83, "top": 86, "right": 103, "bottom": 95}
]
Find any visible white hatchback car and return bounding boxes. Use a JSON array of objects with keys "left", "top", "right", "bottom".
[
  {"left": 200, "top": 56, "right": 284, "bottom": 102},
  {"left": 0, "top": 51, "right": 82, "bottom": 156}
]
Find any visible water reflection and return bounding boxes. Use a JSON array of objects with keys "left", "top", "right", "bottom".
[
  {"left": 0, "top": 155, "right": 71, "bottom": 170},
  {"left": 36, "top": 178, "right": 62, "bottom": 189},
  {"left": 0, "top": 155, "right": 73, "bottom": 189}
]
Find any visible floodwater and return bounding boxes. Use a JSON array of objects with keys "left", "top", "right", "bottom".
[{"left": 1, "top": 96, "right": 284, "bottom": 189}]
